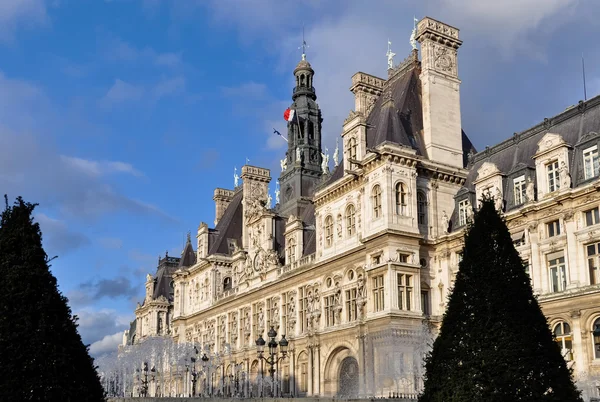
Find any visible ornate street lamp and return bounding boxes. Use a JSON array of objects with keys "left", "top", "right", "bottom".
[
  {"left": 190, "top": 346, "right": 199, "bottom": 397},
  {"left": 255, "top": 326, "right": 288, "bottom": 397},
  {"left": 201, "top": 352, "right": 210, "bottom": 396}
]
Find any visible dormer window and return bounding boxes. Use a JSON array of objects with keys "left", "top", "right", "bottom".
[
  {"left": 287, "top": 237, "right": 296, "bottom": 263},
  {"left": 546, "top": 160, "right": 560, "bottom": 192},
  {"left": 513, "top": 175, "right": 526, "bottom": 205},
  {"left": 345, "top": 204, "right": 356, "bottom": 236},
  {"left": 372, "top": 185, "right": 382, "bottom": 219},
  {"left": 223, "top": 277, "right": 232, "bottom": 291},
  {"left": 417, "top": 191, "right": 428, "bottom": 226},
  {"left": 458, "top": 199, "right": 469, "bottom": 226},
  {"left": 583, "top": 145, "right": 599, "bottom": 180},
  {"left": 325, "top": 215, "right": 334, "bottom": 247},
  {"left": 349, "top": 137, "right": 357, "bottom": 160}
]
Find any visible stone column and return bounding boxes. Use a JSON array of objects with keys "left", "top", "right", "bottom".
[
  {"left": 570, "top": 310, "right": 585, "bottom": 376},
  {"left": 315, "top": 344, "right": 321, "bottom": 395},
  {"left": 307, "top": 344, "right": 314, "bottom": 396}
]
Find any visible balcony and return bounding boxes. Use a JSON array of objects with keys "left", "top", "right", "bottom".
[{"left": 279, "top": 253, "right": 316, "bottom": 275}]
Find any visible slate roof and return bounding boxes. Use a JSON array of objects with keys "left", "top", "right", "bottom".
[
  {"left": 208, "top": 190, "right": 244, "bottom": 255},
  {"left": 464, "top": 98, "right": 600, "bottom": 191},
  {"left": 300, "top": 202, "right": 316, "bottom": 256}
]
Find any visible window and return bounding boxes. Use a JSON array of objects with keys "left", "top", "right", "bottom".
[
  {"left": 421, "top": 290, "right": 430, "bottom": 316},
  {"left": 348, "top": 137, "right": 357, "bottom": 161},
  {"left": 287, "top": 237, "right": 296, "bottom": 263},
  {"left": 228, "top": 312, "right": 236, "bottom": 345},
  {"left": 548, "top": 253, "right": 567, "bottom": 293},
  {"left": 373, "top": 275, "right": 385, "bottom": 312},
  {"left": 553, "top": 322, "right": 573, "bottom": 361},
  {"left": 417, "top": 191, "right": 427, "bottom": 225},
  {"left": 223, "top": 277, "right": 232, "bottom": 291},
  {"left": 547, "top": 220, "right": 561, "bottom": 237},
  {"left": 252, "top": 303, "right": 260, "bottom": 337},
  {"left": 325, "top": 215, "right": 334, "bottom": 247},
  {"left": 281, "top": 293, "right": 288, "bottom": 334},
  {"left": 299, "top": 287, "right": 308, "bottom": 333},
  {"left": 345, "top": 288, "right": 357, "bottom": 322},
  {"left": 547, "top": 160, "right": 560, "bottom": 192},
  {"left": 372, "top": 254, "right": 382, "bottom": 265},
  {"left": 299, "top": 361, "right": 308, "bottom": 392},
  {"left": 513, "top": 175, "right": 526, "bottom": 205},
  {"left": 395, "top": 183, "right": 407, "bottom": 215},
  {"left": 324, "top": 295, "right": 336, "bottom": 327},
  {"left": 397, "top": 273, "right": 413, "bottom": 311},
  {"left": 593, "top": 318, "right": 600, "bottom": 359},
  {"left": 585, "top": 207, "right": 600, "bottom": 226},
  {"left": 397, "top": 252, "right": 410, "bottom": 263},
  {"left": 372, "top": 185, "right": 382, "bottom": 219},
  {"left": 583, "top": 145, "right": 599, "bottom": 180},
  {"left": 458, "top": 199, "right": 469, "bottom": 226},
  {"left": 586, "top": 243, "right": 600, "bottom": 285},
  {"left": 346, "top": 205, "right": 356, "bottom": 236}
]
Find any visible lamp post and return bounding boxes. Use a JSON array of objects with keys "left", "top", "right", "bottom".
[
  {"left": 190, "top": 346, "right": 199, "bottom": 397},
  {"left": 137, "top": 362, "right": 155, "bottom": 397},
  {"left": 255, "top": 326, "right": 289, "bottom": 397},
  {"left": 201, "top": 352, "right": 210, "bottom": 396}
]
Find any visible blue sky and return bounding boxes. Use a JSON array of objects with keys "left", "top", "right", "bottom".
[{"left": 1, "top": 0, "right": 599, "bottom": 357}]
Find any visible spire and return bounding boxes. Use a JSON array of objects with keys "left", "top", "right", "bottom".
[{"left": 186, "top": 231, "right": 191, "bottom": 244}]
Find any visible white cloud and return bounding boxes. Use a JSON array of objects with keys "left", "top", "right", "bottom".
[
  {"left": 152, "top": 76, "right": 186, "bottom": 100},
  {"left": 101, "top": 79, "right": 144, "bottom": 106},
  {"left": 60, "top": 156, "right": 144, "bottom": 178},
  {"left": 89, "top": 332, "right": 124, "bottom": 357},
  {"left": 35, "top": 212, "right": 90, "bottom": 255},
  {"left": 76, "top": 308, "right": 132, "bottom": 347},
  {"left": 0, "top": 0, "right": 48, "bottom": 43}
]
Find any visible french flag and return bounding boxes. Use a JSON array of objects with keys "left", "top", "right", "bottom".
[{"left": 283, "top": 108, "right": 295, "bottom": 122}]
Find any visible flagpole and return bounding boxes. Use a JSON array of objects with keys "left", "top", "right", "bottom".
[{"left": 582, "top": 53, "right": 587, "bottom": 101}]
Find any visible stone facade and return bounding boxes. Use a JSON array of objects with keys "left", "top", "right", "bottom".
[{"left": 122, "top": 16, "right": 600, "bottom": 401}]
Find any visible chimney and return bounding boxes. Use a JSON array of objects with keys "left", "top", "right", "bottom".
[
  {"left": 213, "top": 188, "right": 235, "bottom": 225},
  {"left": 241, "top": 165, "right": 271, "bottom": 247},
  {"left": 416, "top": 17, "right": 464, "bottom": 168}
]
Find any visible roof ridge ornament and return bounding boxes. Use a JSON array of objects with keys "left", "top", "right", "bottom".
[
  {"left": 299, "top": 24, "right": 309, "bottom": 61},
  {"left": 410, "top": 17, "right": 418, "bottom": 50}
]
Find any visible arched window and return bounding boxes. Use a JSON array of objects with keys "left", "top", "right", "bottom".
[
  {"left": 395, "top": 182, "right": 407, "bottom": 215},
  {"left": 287, "top": 237, "right": 296, "bottom": 263},
  {"left": 417, "top": 191, "right": 427, "bottom": 225},
  {"left": 553, "top": 321, "right": 573, "bottom": 361},
  {"left": 348, "top": 138, "right": 357, "bottom": 161},
  {"left": 372, "top": 185, "right": 382, "bottom": 219},
  {"left": 325, "top": 216, "right": 334, "bottom": 247},
  {"left": 223, "top": 277, "right": 232, "bottom": 291},
  {"left": 593, "top": 318, "right": 600, "bottom": 359},
  {"left": 346, "top": 204, "right": 356, "bottom": 236}
]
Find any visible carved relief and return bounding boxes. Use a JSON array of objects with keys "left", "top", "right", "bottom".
[{"left": 433, "top": 45, "right": 453, "bottom": 73}]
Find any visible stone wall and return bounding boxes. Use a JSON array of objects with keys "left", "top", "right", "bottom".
[{"left": 108, "top": 398, "right": 417, "bottom": 402}]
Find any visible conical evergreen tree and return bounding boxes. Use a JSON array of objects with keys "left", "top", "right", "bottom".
[
  {"left": 419, "top": 197, "right": 582, "bottom": 402},
  {"left": 0, "top": 196, "right": 105, "bottom": 401}
]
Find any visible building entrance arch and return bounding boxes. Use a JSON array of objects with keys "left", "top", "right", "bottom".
[
  {"left": 323, "top": 345, "right": 360, "bottom": 397},
  {"left": 338, "top": 356, "right": 359, "bottom": 397}
]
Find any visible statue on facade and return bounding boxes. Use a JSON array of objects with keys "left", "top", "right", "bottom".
[
  {"left": 275, "top": 182, "right": 280, "bottom": 205},
  {"left": 526, "top": 177, "right": 535, "bottom": 202},
  {"left": 386, "top": 39, "right": 396, "bottom": 69},
  {"left": 466, "top": 200, "right": 474, "bottom": 222},
  {"left": 495, "top": 188, "right": 503, "bottom": 211},
  {"left": 258, "top": 307, "right": 265, "bottom": 333},
  {"left": 321, "top": 150, "right": 328, "bottom": 174},
  {"left": 244, "top": 309, "right": 251, "bottom": 336},
  {"left": 313, "top": 289, "right": 321, "bottom": 315},
  {"left": 280, "top": 158, "right": 287, "bottom": 172},
  {"left": 333, "top": 138, "right": 339, "bottom": 167},
  {"left": 234, "top": 167, "right": 239, "bottom": 188},
  {"left": 273, "top": 302, "right": 280, "bottom": 329},
  {"left": 441, "top": 211, "right": 449, "bottom": 234},
  {"left": 296, "top": 147, "right": 301, "bottom": 162},
  {"left": 560, "top": 161, "right": 571, "bottom": 189},
  {"left": 266, "top": 193, "right": 272, "bottom": 209},
  {"left": 357, "top": 274, "right": 366, "bottom": 299},
  {"left": 410, "top": 17, "right": 418, "bottom": 50}
]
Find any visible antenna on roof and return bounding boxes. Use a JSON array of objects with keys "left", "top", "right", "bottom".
[{"left": 582, "top": 53, "right": 587, "bottom": 101}]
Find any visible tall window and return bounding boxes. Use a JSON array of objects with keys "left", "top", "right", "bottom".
[
  {"left": 397, "top": 273, "right": 413, "bottom": 311},
  {"left": 299, "top": 359, "right": 308, "bottom": 392},
  {"left": 547, "top": 220, "right": 561, "bottom": 237},
  {"left": 348, "top": 137, "right": 357, "bottom": 169},
  {"left": 345, "top": 288, "right": 357, "bottom": 322},
  {"left": 458, "top": 199, "right": 469, "bottom": 226},
  {"left": 346, "top": 204, "right": 356, "bottom": 236},
  {"left": 267, "top": 298, "right": 278, "bottom": 330},
  {"left": 252, "top": 303, "right": 260, "bottom": 337},
  {"left": 417, "top": 191, "right": 427, "bottom": 225},
  {"left": 513, "top": 175, "right": 526, "bottom": 205},
  {"left": 395, "top": 183, "right": 407, "bottom": 215},
  {"left": 299, "top": 287, "right": 308, "bottom": 333},
  {"left": 228, "top": 312, "right": 236, "bottom": 346},
  {"left": 287, "top": 237, "right": 296, "bottom": 263},
  {"left": 325, "top": 215, "right": 334, "bottom": 247},
  {"left": 586, "top": 242, "right": 600, "bottom": 285},
  {"left": 593, "top": 318, "right": 600, "bottom": 359},
  {"left": 281, "top": 293, "right": 288, "bottom": 335},
  {"left": 372, "top": 185, "right": 382, "bottom": 219},
  {"left": 553, "top": 322, "right": 573, "bottom": 361},
  {"left": 548, "top": 253, "right": 567, "bottom": 293},
  {"left": 373, "top": 275, "right": 385, "bottom": 312},
  {"left": 421, "top": 290, "right": 430, "bottom": 316},
  {"left": 324, "top": 295, "right": 336, "bottom": 327},
  {"left": 583, "top": 145, "right": 599, "bottom": 180},
  {"left": 585, "top": 207, "right": 600, "bottom": 227},
  {"left": 547, "top": 160, "right": 560, "bottom": 192}
]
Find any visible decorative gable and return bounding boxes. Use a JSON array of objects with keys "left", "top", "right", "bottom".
[
  {"left": 532, "top": 133, "right": 571, "bottom": 199},
  {"left": 473, "top": 162, "right": 504, "bottom": 209},
  {"left": 535, "top": 133, "right": 568, "bottom": 157}
]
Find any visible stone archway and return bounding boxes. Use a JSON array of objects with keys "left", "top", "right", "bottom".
[{"left": 338, "top": 357, "right": 359, "bottom": 398}]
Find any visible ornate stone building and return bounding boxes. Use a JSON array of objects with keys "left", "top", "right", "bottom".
[{"left": 123, "top": 16, "right": 600, "bottom": 400}]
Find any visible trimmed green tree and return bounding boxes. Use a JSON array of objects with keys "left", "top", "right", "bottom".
[
  {"left": 0, "top": 196, "right": 105, "bottom": 401},
  {"left": 419, "top": 198, "right": 582, "bottom": 402}
]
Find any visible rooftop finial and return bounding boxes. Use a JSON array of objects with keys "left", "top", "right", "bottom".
[
  {"left": 299, "top": 24, "right": 309, "bottom": 60},
  {"left": 186, "top": 231, "right": 191, "bottom": 244},
  {"left": 410, "top": 17, "right": 418, "bottom": 50},
  {"left": 386, "top": 39, "right": 396, "bottom": 70}
]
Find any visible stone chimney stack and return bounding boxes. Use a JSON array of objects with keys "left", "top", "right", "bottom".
[
  {"left": 213, "top": 188, "right": 235, "bottom": 225},
  {"left": 416, "top": 17, "right": 464, "bottom": 168},
  {"left": 241, "top": 165, "right": 271, "bottom": 247}
]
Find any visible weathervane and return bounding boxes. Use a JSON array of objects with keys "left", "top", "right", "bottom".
[
  {"left": 299, "top": 24, "right": 309, "bottom": 60},
  {"left": 386, "top": 39, "right": 396, "bottom": 69}
]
